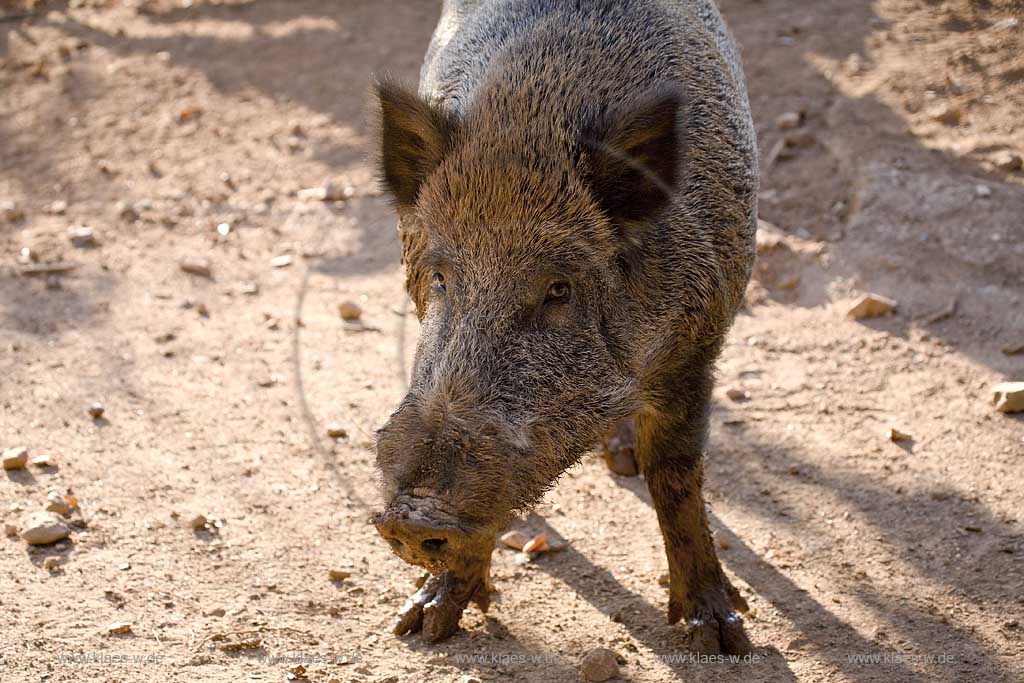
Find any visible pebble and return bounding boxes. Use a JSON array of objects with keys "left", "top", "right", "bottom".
[
  {"left": 580, "top": 647, "right": 620, "bottom": 682},
  {"left": 847, "top": 293, "right": 897, "bottom": 319},
  {"left": 927, "top": 103, "right": 962, "bottom": 125},
  {"left": 4, "top": 523, "right": 19, "bottom": 537},
  {"left": 68, "top": 225, "right": 98, "bottom": 247},
  {"left": 775, "top": 111, "right": 803, "bottom": 129},
  {"left": 48, "top": 200, "right": 68, "bottom": 215},
  {"left": 43, "top": 556, "right": 62, "bottom": 571},
  {"left": 499, "top": 530, "right": 528, "bottom": 551},
  {"left": 992, "top": 151, "right": 1023, "bottom": 172},
  {"left": 328, "top": 568, "right": 352, "bottom": 581},
  {"left": 20, "top": 512, "right": 70, "bottom": 545},
  {"left": 778, "top": 275, "right": 801, "bottom": 290},
  {"left": 1, "top": 199, "right": 24, "bottom": 223},
  {"left": 459, "top": 676, "right": 483, "bottom": 683},
  {"left": 270, "top": 254, "right": 293, "bottom": 268},
  {"left": 180, "top": 257, "right": 213, "bottom": 278},
  {"left": 889, "top": 428, "right": 913, "bottom": 443},
  {"left": 783, "top": 130, "right": 815, "bottom": 148},
  {"left": 326, "top": 424, "right": 348, "bottom": 439},
  {"left": 522, "top": 532, "right": 549, "bottom": 553},
  {"left": 725, "top": 387, "right": 750, "bottom": 401},
  {"left": 45, "top": 491, "right": 72, "bottom": 516},
  {"left": 188, "top": 513, "right": 209, "bottom": 530},
  {"left": 297, "top": 182, "right": 350, "bottom": 202},
  {"left": 755, "top": 219, "right": 785, "bottom": 255},
  {"left": 3, "top": 447, "right": 29, "bottom": 470},
  {"left": 88, "top": 402, "right": 105, "bottom": 419},
  {"left": 107, "top": 621, "right": 133, "bottom": 635},
  {"left": 115, "top": 200, "right": 139, "bottom": 221},
  {"left": 975, "top": 185, "right": 992, "bottom": 198},
  {"left": 338, "top": 301, "right": 362, "bottom": 321},
  {"left": 992, "top": 382, "right": 1024, "bottom": 414}
]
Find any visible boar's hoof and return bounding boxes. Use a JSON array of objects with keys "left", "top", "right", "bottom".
[
  {"left": 394, "top": 570, "right": 489, "bottom": 643},
  {"left": 670, "top": 590, "right": 753, "bottom": 655}
]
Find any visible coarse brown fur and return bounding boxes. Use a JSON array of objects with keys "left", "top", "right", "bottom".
[{"left": 372, "top": 0, "right": 757, "bottom": 652}]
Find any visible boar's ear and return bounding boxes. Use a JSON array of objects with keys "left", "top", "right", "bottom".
[
  {"left": 583, "top": 89, "right": 683, "bottom": 227},
  {"left": 375, "top": 78, "right": 459, "bottom": 209}
]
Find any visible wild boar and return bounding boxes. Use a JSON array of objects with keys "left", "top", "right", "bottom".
[{"left": 372, "top": 0, "right": 756, "bottom": 653}]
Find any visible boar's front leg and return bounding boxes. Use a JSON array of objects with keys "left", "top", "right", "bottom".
[
  {"left": 394, "top": 552, "right": 493, "bottom": 642},
  {"left": 637, "top": 372, "right": 752, "bottom": 654}
]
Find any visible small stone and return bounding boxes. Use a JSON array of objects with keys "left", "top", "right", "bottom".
[
  {"left": 326, "top": 424, "right": 348, "bottom": 439},
  {"left": 975, "top": 185, "right": 992, "bottom": 198},
  {"left": 338, "top": 301, "right": 362, "bottom": 321},
  {"left": 783, "top": 130, "right": 815, "bottom": 148},
  {"left": 239, "top": 281, "right": 260, "bottom": 295},
  {"left": 2, "top": 447, "right": 28, "bottom": 470},
  {"left": 68, "top": 226, "right": 98, "bottom": 247},
  {"left": 580, "top": 647, "right": 620, "bottom": 682},
  {"left": 725, "top": 387, "right": 750, "bottom": 401},
  {"left": 188, "top": 513, "right": 209, "bottom": 530},
  {"left": 755, "top": 219, "right": 785, "bottom": 255},
  {"left": 717, "top": 535, "right": 731, "bottom": 550},
  {"left": 115, "top": 200, "right": 138, "bottom": 221},
  {"left": 270, "top": 254, "right": 293, "bottom": 268},
  {"left": 992, "top": 151, "right": 1023, "bottom": 172},
  {"left": 88, "top": 402, "right": 105, "bottom": 419},
  {"left": 927, "top": 103, "right": 962, "bottom": 125},
  {"left": 1, "top": 199, "right": 24, "bottom": 223},
  {"left": 657, "top": 572, "right": 671, "bottom": 586},
  {"left": 49, "top": 200, "right": 68, "bottom": 215},
  {"left": 459, "top": 677, "right": 483, "bottom": 683},
  {"left": 1002, "top": 344, "right": 1024, "bottom": 356},
  {"left": 297, "top": 182, "right": 349, "bottom": 202},
  {"left": 777, "top": 275, "right": 801, "bottom": 289},
  {"left": 180, "top": 257, "right": 213, "bottom": 278},
  {"left": 847, "top": 293, "right": 897, "bottom": 319},
  {"left": 43, "top": 556, "right": 62, "bottom": 571},
  {"left": 522, "top": 531, "right": 548, "bottom": 554},
  {"left": 20, "top": 512, "right": 70, "bottom": 545},
  {"left": 328, "top": 568, "right": 352, "bottom": 581},
  {"left": 775, "top": 111, "right": 803, "bottom": 129},
  {"left": 45, "top": 491, "right": 73, "bottom": 516},
  {"left": 992, "top": 382, "right": 1024, "bottom": 414},
  {"left": 889, "top": 427, "right": 913, "bottom": 442},
  {"left": 500, "top": 530, "right": 528, "bottom": 551},
  {"left": 991, "top": 18, "right": 1020, "bottom": 31},
  {"left": 4, "top": 523, "right": 19, "bottom": 537},
  {"left": 107, "top": 621, "right": 132, "bottom": 635}
]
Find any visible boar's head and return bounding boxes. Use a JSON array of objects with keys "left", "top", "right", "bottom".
[{"left": 370, "top": 78, "right": 682, "bottom": 570}]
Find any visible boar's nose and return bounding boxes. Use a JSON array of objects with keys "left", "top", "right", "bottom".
[{"left": 374, "top": 513, "right": 461, "bottom": 567}]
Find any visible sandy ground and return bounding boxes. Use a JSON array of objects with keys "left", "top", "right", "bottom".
[{"left": 1, "top": 1, "right": 1023, "bottom": 682}]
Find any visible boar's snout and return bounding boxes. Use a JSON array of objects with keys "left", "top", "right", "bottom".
[{"left": 373, "top": 493, "right": 487, "bottom": 572}]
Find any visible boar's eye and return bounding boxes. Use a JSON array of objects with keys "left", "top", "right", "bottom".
[
  {"left": 431, "top": 271, "right": 446, "bottom": 293},
  {"left": 545, "top": 281, "right": 571, "bottom": 303}
]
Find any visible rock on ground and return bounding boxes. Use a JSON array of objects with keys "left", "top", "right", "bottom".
[
  {"left": 579, "top": 647, "right": 620, "bottom": 682},
  {"left": 19, "top": 513, "right": 70, "bottom": 545}
]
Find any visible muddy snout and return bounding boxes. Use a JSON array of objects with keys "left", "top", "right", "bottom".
[{"left": 372, "top": 495, "right": 483, "bottom": 571}]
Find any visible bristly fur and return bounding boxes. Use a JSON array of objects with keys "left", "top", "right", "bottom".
[{"left": 373, "top": 0, "right": 759, "bottom": 652}]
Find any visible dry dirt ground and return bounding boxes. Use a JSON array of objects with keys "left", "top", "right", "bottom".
[{"left": 1, "top": 1, "right": 1023, "bottom": 682}]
